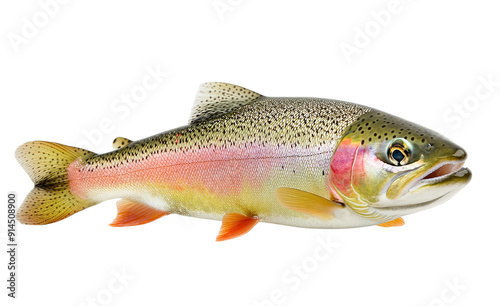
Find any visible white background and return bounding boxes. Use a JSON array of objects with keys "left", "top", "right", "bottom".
[{"left": 1, "top": 1, "right": 499, "bottom": 305}]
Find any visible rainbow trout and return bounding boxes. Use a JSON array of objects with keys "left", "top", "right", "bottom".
[{"left": 16, "top": 82, "right": 471, "bottom": 241}]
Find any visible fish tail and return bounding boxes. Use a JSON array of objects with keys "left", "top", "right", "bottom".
[{"left": 15, "top": 141, "right": 99, "bottom": 225}]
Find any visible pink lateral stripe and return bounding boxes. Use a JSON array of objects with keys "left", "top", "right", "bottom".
[{"left": 67, "top": 145, "right": 313, "bottom": 200}]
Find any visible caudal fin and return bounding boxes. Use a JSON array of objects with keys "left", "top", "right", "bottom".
[{"left": 15, "top": 141, "right": 98, "bottom": 225}]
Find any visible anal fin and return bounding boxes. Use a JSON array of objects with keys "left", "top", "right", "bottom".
[
  {"left": 110, "top": 199, "right": 168, "bottom": 227},
  {"left": 216, "top": 213, "right": 259, "bottom": 241},
  {"left": 377, "top": 217, "right": 405, "bottom": 227}
]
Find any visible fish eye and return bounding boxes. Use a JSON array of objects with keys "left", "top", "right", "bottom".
[{"left": 388, "top": 141, "right": 411, "bottom": 166}]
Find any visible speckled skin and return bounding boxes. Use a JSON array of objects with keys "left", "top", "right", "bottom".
[
  {"left": 16, "top": 83, "right": 471, "bottom": 228},
  {"left": 327, "top": 110, "right": 469, "bottom": 222},
  {"left": 68, "top": 97, "right": 379, "bottom": 228}
]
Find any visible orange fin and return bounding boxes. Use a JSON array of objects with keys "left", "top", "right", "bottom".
[
  {"left": 216, "top": 213, "right": 259, "bottom": 242},
  {"left": 377, "top": 217, "right": 405, "bottom": 227},
  {"left": 109, "top": 199, "right": 168, "bottom": 227},
  {"left": 275, "top": 187, "right": 343, "bottom": 220}
]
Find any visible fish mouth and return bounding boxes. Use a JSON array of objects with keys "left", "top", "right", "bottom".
[
  {"left": 375, "top": 157, "right": 471, "bottom": 212},
  {"left": 409, "top": 161, "right": 471, "bottom": 192},
  {"left": 374, "top": 193, "right": 450, "bottom": 211}
]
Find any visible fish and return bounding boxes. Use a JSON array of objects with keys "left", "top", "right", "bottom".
[{"left": 15, "top": 82, "right": 472, "bottom": 241}]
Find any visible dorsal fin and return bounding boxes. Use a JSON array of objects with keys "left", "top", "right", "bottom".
[
  {"left": 189, "top": 82, "right": 262, "bottom": 124},
  {"left": 112, "top": 137, "right": 132, "bottom": 149}
]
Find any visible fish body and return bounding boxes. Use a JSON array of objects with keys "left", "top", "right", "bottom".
[
  {"left": 69, "top": 96, "right": 371, "bottom": 229},
  {"left": 16, "top": 83, "right": 471, "bottom": 240}
]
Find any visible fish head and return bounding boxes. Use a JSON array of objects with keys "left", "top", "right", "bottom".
[{"left": 328, "top": 110, "right": 471, "bottom": 221}]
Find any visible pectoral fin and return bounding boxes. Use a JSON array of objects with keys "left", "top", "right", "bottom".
[
  {"left": 110, "top": 199, "right": 168, "bottom": 227},
  {"left": 216, "top": 213, "right": 259, "bottom": 241},
  {"left": 275, "top": 187, "right": 344, "bottom": 220},
  {"left": 377, "top": 217, "right": 405, "bottom": 227}
]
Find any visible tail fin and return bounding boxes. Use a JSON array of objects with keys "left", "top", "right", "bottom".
[{"left": 15, "top": 141, "right": 98, "bottom": 225}]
